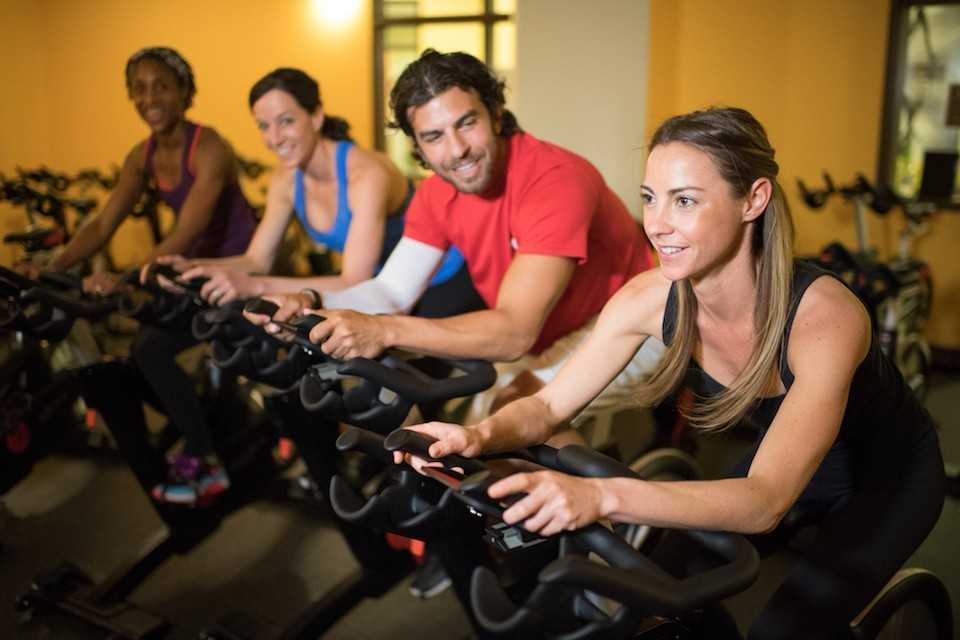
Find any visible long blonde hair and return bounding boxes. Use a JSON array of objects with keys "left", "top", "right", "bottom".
[{"left": 636, "top": 107, "right": 795, "bottom": 431}]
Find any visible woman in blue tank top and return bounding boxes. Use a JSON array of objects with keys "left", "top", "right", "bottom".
[{"left": 165, "top": 68, "right": 479, "bottom": 319}]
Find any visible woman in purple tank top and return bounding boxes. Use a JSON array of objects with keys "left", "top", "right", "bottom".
[
  {"left": 50, "top": 47, "right": 257, "bottom": 507},
  {"left": 49, "top": 47, "right": 255, "bottom": 293}
]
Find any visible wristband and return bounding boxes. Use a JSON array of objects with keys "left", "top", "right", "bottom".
[{"left": 299, "top": 288, "right": 323, "bottom": 309}]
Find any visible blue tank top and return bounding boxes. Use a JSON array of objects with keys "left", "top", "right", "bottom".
[{"left": 293, "top": 141, "right": 464, "bottom": 285}]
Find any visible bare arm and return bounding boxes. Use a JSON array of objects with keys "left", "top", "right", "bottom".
[
  {"left": 170, "top": 168, "right": 298, "bottom": 301},
  {"left": 181, "top": 159, "right": 395, "bottom": 303},
  {"left": 145, "top": 130, "right": 232, "bottom": 261},
  {"left": 235, "top": 162, "right": 393, "bottom": 296},
  {"left": 188, "top": 166, "right": 296, "bottom": 274},
  {"left": 312, "top": 252, "right": 576, "bottom": 362},
  {"left": 499, "top": 276, "right": 872, "bottom": 536},
  {"left": 412, "top": 270, "right": 667, "bottom": 459},
  {"left": 51, "top": 144, "right": 146, "bottom": 270},
  {"left": 327, "top": 160, "right": 390, "bottom": 289}
]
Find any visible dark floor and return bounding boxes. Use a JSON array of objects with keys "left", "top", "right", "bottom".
[{"left": 1, "top": 371, "right": 958, "bottom": 640}]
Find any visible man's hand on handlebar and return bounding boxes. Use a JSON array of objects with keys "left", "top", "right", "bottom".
[
  {"left": 307, "top": 309, "right": 389, "bottom": 360},
  {"left": 243, "top": 302, "right": 389, "bottom": 360}
]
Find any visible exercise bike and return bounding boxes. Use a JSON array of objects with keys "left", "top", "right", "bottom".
[
  {"left": 798, "top": 173, "right": 934, "bottom": 401},
  {"left": 12, "top": 270, "right": 283, "bottom": 639},
  {"left": 190, "top": 296, "right": 498, "bottom": 640},
  {"left": 0, "top": 265, "right": 119, "bottom": 496},
  {"left": 339, "top": 427, "right": 954, "bottom": 639}
]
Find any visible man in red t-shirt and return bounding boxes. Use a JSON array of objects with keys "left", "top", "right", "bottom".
[{"left": 255, "top": 49, "right": 660, "bottom": 419}]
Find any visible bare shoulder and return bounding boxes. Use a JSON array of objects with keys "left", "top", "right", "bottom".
[
  {"left": 600, "top": 268, "right": 672, "bottom": 341},
  {"left": 125, "top": 139, "right": 149, "bottom": 171},
  {"left": 267, "top": 164, "right": 296, "bottom": 202},
  {"left": 193, "top": 126, "right": 234, "bottom": 164},
  {"left": 345, "top": 144, "right": 394, "bottom": 184},
  {"left": 789, "top": 275, "right": 871, "bottom": 373}
]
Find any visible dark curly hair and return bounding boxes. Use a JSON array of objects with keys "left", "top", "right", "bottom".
[
  {"left": 389, "top": 49, "right": 520, "bottom": 166},
  {"left": 248, "top": 68, "right": 352, "bottom": 142},
  {"left": 125, "top": 47, "right": 197, "bottom": 109}
]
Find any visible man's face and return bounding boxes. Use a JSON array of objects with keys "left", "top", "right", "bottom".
[{"left": 408, "top": 87, "right": 503, "bottom": 195}]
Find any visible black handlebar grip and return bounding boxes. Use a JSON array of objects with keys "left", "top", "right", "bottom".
[
  {"left": 556, "top": 445, "right": 641, "bottom": 480},
  {"left": 38, "top": 271, "right": 82, "bottom": 290},
  {"left": 291, "top": 314, "right": 326, "bottom": 334},
  {"left": 384, "top": 428, "right": 439, "bottom": 461},
  {"left": 299, "top": 370, "right": 342, "bottom": 412},
  {"left": 21, "top": 287, "right": 122, "bottom": 318},
  {"left": 336, "top": 428, "right": 394, "bottom": 465},
  {"left": 0, "top": 265, "right": 37, "bottom": 290},
  {"left": 244, "top": 297, "right": 280, "bottom": 317},
  {"left": 148, "top": 264, "right": 209, "bottom": 293},
  {"left": 384, "top": 428, "right": 485, "bottom": 474}
]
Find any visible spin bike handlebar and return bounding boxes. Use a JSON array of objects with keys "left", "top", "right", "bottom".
[
  {"left": 0, "top": 266, "right": 121, "bottom": 339},
  {"left": 20, "top": 286, "right": 123, "bottom": 319},
  {"left": 140, "top": 263, "right": 210, "bottom": 299},
  {"left": 238, "top": 297, "right": 498, "bottom": 397},
  {"left": 116, "top": 263, "right": 211, "bottom": 328},
  {"left": 199, "top": 297, "right": 325, "bottom": 389},
  {"left": 299, "top": 352, "right": 495, "bottom": 430},
  {"left": 197, "top": 296, "right": 497, "bottom": 420},
  {"left": 335, "top": 427, "right": 759, "bottom": 638},
  {"left": 335, "top": 355, "right": 496, "bottom": 406},
  {"left": 799, "top": 172, "right": 903, "bottom": 215}
]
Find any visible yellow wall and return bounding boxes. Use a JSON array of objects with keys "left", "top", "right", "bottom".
[
  {"left": 0, "top": 1, "right": 54, "bottom": 266},
  {"left": 648, "top": 0, "right": 960, "bottom": 348},
  {"left": 1, "top": 0, "right": 372, "bottom": 267}
]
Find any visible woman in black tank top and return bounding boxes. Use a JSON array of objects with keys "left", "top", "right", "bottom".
[{"left": 399, "top": 107, "right": 945, "bottom": 639}]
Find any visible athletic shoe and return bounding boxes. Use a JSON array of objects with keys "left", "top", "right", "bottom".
[
  {"left": 408, "top": 552, "right": 452, "bottom": 599},
  {"left": 151, "top": 453, "right": 230, "bottom": 507}
]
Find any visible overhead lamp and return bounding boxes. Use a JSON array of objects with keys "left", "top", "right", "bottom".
[{"left": 311, "top": 0, "right": 362, "bottom": 28}]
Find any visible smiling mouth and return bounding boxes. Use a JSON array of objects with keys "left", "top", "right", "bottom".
[
  {"left": 658, "top": 246, "right": 686, "bottom": 256},
  {"left": 450, "top": 158, "right": 481, "bottom": 176},
  {"left": 145, "top": 108, "right": 164, "bottom": 123}
]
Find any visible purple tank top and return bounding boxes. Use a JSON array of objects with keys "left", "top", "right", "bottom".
[{"left": 144, "top": 121, "right": 256, "bottom": 259}]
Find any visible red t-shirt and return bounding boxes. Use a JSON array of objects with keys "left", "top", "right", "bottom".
[{"left": 403, "top": 132, "right": 653, "bottom": 354}]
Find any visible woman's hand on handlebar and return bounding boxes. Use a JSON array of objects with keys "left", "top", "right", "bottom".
[
  {"left": 392, "top": 422, "right": 484, "bottom": 468},
  {"left": 489, "top": 470, "right": 607, "bottom": 536},
  {"left": 14, "top": 261, "right": 41, "bottom": 280},
  {"left": 242, "top": 292, "right": 310, "bottom": 338},
  {"left": 83, "top": 271, "right": 123, "bottom": 296},
  {"left": 187, "top": 267, "right": 260, "bottom": 306},
  {"left": 141, "top": 255, "right": 190, "bottom": 292}
]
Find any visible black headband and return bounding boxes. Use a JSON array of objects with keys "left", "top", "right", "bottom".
[{"left": 126, "top": 47, "right": 196, "bottom": 106}]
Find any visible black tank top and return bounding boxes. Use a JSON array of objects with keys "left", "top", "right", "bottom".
[{"left": 662, "top": 260, "right": 934, "bottom": 503}]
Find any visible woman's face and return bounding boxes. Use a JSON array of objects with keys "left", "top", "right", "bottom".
[
  {"left": 128, "top": 58, "right": 187, "bottom": 133},
  {"left": 252, "top": 89, "right": 322, "bottom": 169},
  {"left": 641, "top": 142, "right": 754, "bottom": 282}
]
